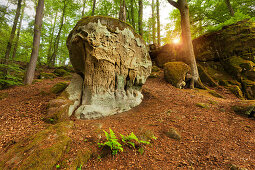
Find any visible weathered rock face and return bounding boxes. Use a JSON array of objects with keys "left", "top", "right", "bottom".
[
  {"left": 193, "top": 20, "right": 255, "bottom": 99},
  {"left": 66, "top": 16, "right": 151, "bottom": 119}
]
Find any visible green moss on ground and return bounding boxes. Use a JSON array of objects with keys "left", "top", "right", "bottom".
[
  {"left": 39, "top": 72, "right": 56, "bottom": 79},
  {"left": 0, "top": 121, "right": 73, "bottom": 169}
]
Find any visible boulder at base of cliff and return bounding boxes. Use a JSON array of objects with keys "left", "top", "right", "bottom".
[
  {"left": 164, "top": 62, "right": 190, "bottom": 88},
  {"left": 65, "top": 16, "right": 151, "bottom": 119}
]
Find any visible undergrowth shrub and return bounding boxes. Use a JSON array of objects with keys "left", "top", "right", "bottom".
[{"left": 0, "top": 63, "right": 24, "bottom": 89}]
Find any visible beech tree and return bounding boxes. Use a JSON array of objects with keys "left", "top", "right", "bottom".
[
  {"left": 24, "top": 0, "right": 44, "bottom": 85},
  {"left": 138, "top": 0, "right": 143, "bottom": 36},
  {"left": 12, "top": 0, "right": 26, "bottom": 59},
  {"left": 151, "top": 0, "right": 156, "bottom": 44},
  {"left": 3, "top": 0, "right": 22, "bottom": 64},
  {"left": 156, "top": 0, "right": 160, "bottom": 45},
  {"left": 224, "top": 0, "right": 234, "bottom": 17},
  {"left": 91, "top": 0, "right": 96, "bottom": 16},
  {"left": 119, "top": 0, "right": 126, "bottom": 22},
  {"left": 167, "top": 0, "right": 199, "bottom": 88}
]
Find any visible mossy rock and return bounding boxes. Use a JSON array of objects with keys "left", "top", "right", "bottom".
[
  {"left": 163, "top": 127, "right": 181, "bottom": 141},
  {"left": 54, "top": 68, "right": 70, "bottom": 77},
  {"left": 0, "top": 121, "right": 73, "bottom": 169},
  {"left": 232, "top": 104, "right": 255, "bottom": 118},
  {"left": 70, "top": 149, "right": 92, "bottom": 169},
  {"left": 197, "top": 64, "right": 218, "bottom": 87},
  {"left": 196, "top": 103, "right": 210, "bottom": 109},
  {"left": 163, "top": 62, "right": 190, "bottom": 88},
  {"left": 241, "top": 79, "right": 255, "bottom": 99},
  {"left": 51, "top": 82, "right": 68, "bottom": 94},
  {"left": 39, "top": 72, "right": 56, "bottom": 79},
  {"left": 228, "top": 85, "right": 244, "bottom": 99}
]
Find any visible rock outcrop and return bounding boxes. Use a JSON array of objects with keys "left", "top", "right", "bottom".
[
  {"left": 65, "top": 16, "right": 151, "bottom": 119},
  {"left": 150, "top": 20, "right": 255, "bottom": 99},
  {"left": 193, "top": 20, "right": 255, "bottom": 99}
]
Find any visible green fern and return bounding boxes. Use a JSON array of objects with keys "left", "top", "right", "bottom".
[
  {"left": 120, "top": 132, "right": 150, "bottom": 148},
  {"left": 98, "top": 128, "right": 123, "bottom": 155}
]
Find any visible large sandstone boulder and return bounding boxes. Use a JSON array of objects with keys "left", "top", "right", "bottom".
[{"left": 65, "top": 16, "right": 151, "bottom": 119}]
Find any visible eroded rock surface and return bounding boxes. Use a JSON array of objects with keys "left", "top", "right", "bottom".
[{"left": 66, "top": 16, "right": 151, "bottom": 119}]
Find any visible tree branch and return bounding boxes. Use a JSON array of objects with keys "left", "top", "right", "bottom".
[{"left": 167, "top": 0, "right": 179, "bottom": 9}]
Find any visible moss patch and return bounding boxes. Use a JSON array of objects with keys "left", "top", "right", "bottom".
[
  {"left": 54, "top": 68, "right": 69, "bottom": 77},
  {"left": 228, "top": 85, "right": 244, "bottom": 99},
  {"left": 51, "top": 82, "right": 68, "bottom": 94},
  {"left": 0, "top": 121, "right": 73, "bottom": 169},
  {"left": 39, "top": 72, "right": 56, "bottom": 79},
  {"left": 197, "top": 64, "right": 218, "bottom": 87},
  {"left": 196, "top": 103, "right": 210, "bottom": 109}
]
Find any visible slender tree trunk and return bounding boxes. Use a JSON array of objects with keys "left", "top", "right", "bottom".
[
  {"left": 47, "top": 12, "right": 57, "bottom": 65},
  {"left": 156, "top": 0, "right": 160, "bottom": 45},
  {"left": 91, "top": 0, "right": 96, "bottom": 16},
  {"left": 23, "top": 0, "right": 44, "bottom": 85},
  {"left": 3, "top": 0, "right": 22, "bottom": 64},
  {"left": 138, "top": 0, "right": 143, "bottom": 36},
  {"left": 167, "top": 0, "right": 199, "bottom": 88},
  {"left": 152, "top": 0, "right": 156, "bottom": 44},
  {"left": 224, "top": 0, "right": 234, "bottom": 16},
  {"left": 130, "top": 0, "right": 135, "bottom": 28},
  {"left": 82, "top": 0, "right": 86, "bottom": 16},
  {"left": 12, "top": 0, "right": 26, "bottom": 60},
  {"left": 119, "top": 0, "right": 126, "bottom": 22},
  {"left": 49, "top": 0, "right": 66, "bottom": 67}
]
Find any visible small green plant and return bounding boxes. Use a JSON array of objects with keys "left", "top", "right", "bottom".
[
  {"left": 97, "top": 128, "right": 123, "bottom": 155},
  {"left": 56, "top": 164, "right": 60, "bottom": 169},
  {"left": 120, "top": 132, "right": 150, "bottom": 149},
  {"left": 77, "top": 165, "right": 82, "bottom": 170}
]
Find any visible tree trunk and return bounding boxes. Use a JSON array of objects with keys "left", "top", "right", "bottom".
[
  {"left": 119, "top": 0, "right": 126, "bottom": 22},
  {"left": 91, "top": 0, "right": 96, "bottom": 16},
  {"left": 224, "top": 0, "right": 234, "bottom": 16},
  {"left": 156, "top": 0, "right": 160, "bottom": 45},
  {"left": 151, "top": 0, "right": 156, "bottom": 44},
  {"left": 82, "top": 0, "right": 86, "bottom": 16},
  {"left": 3, "top": 0, "right": 22, "bottom": 64},
  {"left": 138, "top": 0, "right": 143, "bottom": 36},
  {"left": 130, "top": 0, "right": 135, "bottom": 28},
  {"left": 47, "top": 12, "right": 57, "bottom": 65},
  {"left": 23, "top": 0, "right": 44, "bottom": 85},
  {"left": 49, "top": 0, "right": 66, "bottom": 67},
  {"left": 167, "top": 0, "right": 199, "bottom": 88},
  {"left": 12, "top": 0, "right": 26, "bottom": 60}
]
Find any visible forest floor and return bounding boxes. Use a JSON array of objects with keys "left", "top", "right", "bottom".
[{"left": 0, "top": 71, "right": 254, "bottom": 169}]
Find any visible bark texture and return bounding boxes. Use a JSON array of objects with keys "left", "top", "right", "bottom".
[
  {"left": 66, "top": 16, "right": 152, "bottom": 119},
  {"left": 23, "top": 0, "right": 44, "bottom": 85}
]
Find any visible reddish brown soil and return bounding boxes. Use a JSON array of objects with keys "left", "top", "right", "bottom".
[{"left": 0, "top": 74, "right": 254, "bottom": 169}]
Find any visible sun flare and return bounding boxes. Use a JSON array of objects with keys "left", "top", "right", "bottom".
[{"left": 173, "top": 38, "right": 180, "bottom": 44}]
